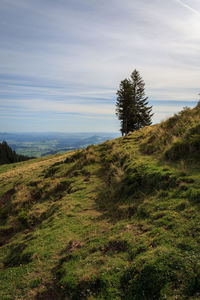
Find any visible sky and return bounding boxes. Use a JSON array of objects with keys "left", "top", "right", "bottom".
[{"left": 0, "top": 0, "right": 200, "bottom": 133}]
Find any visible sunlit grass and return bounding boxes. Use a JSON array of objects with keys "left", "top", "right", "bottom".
[{"left": 1, "top": 105, "right": 200, "bottom": 299}]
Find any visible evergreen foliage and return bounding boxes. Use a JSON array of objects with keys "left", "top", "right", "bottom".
[
  {"left": 0, "top": 141, "right": 30, "bottom": 164},
  {"left": 116, "top": 69, "right": 153, "bottom": 135}
]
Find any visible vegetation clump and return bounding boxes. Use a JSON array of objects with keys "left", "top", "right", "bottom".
[{"left": 3, "top": 242, "right": 33, "bottom": 267}]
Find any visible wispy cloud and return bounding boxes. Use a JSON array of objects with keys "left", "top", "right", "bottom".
[
  {"left": 175, "top": 0, "right": 200, "bottom": 16},
  {"left": 0, "top": 0, "right": 199, "bottom": 132},
  {"left": 1, "top": 98, "right": 114, "bottom": 115}
]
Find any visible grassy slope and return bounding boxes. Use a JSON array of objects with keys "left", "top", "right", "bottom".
[{"left": 1, "top": 104, "right": 200, "bottom": 299}]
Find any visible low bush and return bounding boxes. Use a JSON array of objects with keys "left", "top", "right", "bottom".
[
  {"left": 3, "top": 242, "right": 33, "bottom": 267},
  {"left": 17, "top": 209, "right": 29, "bottom": 227},
  {"left": 165, "top": 140, "right": 188, "bottom": 161},
  {"left": 120, "top": 249, "right": 187, "bottom": 299},
  {"left": 186, "top": 188, "right": 200, "bottom": 204},
  {"left": 65, "top": 150, "right": 84, "bottom": 163}
]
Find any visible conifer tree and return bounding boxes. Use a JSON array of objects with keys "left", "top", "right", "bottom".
[
  {"left": 116, "top": 69, "right": 153, "bottom": 135},
  {"left": 116, "top": 79, "right": 133, "bottom": 136},
  {"left": 0, "top": 141, "right": 31, "bottom": 165}
]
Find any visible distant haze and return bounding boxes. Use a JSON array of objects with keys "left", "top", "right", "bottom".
[
  {"left": 0, "top": 0, "right": 199, "bottom": 132},
  {"left": 0, "top": 132, "right": 120, "bottom": 157}
]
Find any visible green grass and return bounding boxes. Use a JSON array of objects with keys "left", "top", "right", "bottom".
[{"left": 1, "top": 104, "right": 200, "bottom": 299}]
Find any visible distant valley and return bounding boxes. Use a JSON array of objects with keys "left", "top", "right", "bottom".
[{"left": 0, "top": 132, "right": 120, "bottom": 157}]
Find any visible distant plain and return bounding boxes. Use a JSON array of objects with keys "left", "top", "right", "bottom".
[{"left": 0, "top": 132, "right": 119, "bottom": 157}]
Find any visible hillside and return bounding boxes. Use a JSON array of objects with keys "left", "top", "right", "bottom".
[{"left": 1, "top": 103, "right": 200, "bottom": 299}]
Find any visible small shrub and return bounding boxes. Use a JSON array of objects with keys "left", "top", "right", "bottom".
[
  {"left": 43, "top": 180, "right": 72, "bottom": 201},
  {"left": 184, "top": 266, "right": 200, "bottom": 296},
  {"left": 140, "top": 134, "right": 159, "bottom": 154},
  {"left": 151, "top": 211, "right": 166, "bottom": 220},
  {"left": 158, "top": 190, "right": 169, "bottom": 198},
  {"left": 121, "top": 263, "right": 169, "bottom": 299},
  {"left": 17, "top": 209, "right": 29, "bottom": 227},
  {"left": 175, "top": 200, "right": 189, "bottom": 211},
  {"left": 186, "top": 188, "right": 200, "bottom": 203},
  {"left": 120, "top": 249, "right": 184, "bottom": 299},
  {"left": 40, "top": 204, "right": 59, "bottom": 221},
  {"left": 3, "top": 242, "right": 33, "bottom": 267},
  {"left": 178, "top": 184, "right": 189, "bottom": 191},
  {"left": 28, "top": 180, "right": 40, "bottom": 187},
  {"left": 72, "top": 170, "right": 81, "bottom": 177},
  {"left": 154, "top": 215, "right": 175, "bottom": 229},
  {"left": 29, "top": 278, "right": 41, "bottom": 288},
  {"left": 0, "top": 189, "right": 15, "bottom": 224},
  {"left": 177, "top": 238, "right": 195, "bottom": 251},
  {"left": 129, "top": 243, "right": 148, "bottom": 260},
  {"left": 58, "top": 267, "right": 119, "bottom": 299},
  {"left": 165, "top": 140, "right": 188, "bottom": 161},
  {"left": 137, "top": 203, "right": 151, "bottom": 218},
  {"left": 44, "top": 166, "right": 58, "bottom": 178},
  {"left": 0, "top": 225, "right": 14, "bottom": 245},
  {"left": 1, "top": 188, "right": 15, "bottom": 203},
  {"left": 54, "top": 181, "right": 71, "bottom": 193},
  {"left": 30, "top": 187, "right": 42, "bottom": 201},
  {"left": 181, "top": 177, "right": 195, "bottom": 184},
  {"left": 63, "top": 150, "right": 83, "bottom": 164},
  {"left": 102, "top": 240, "right": 129, "bottom": 254},
  {"left": 0, "top": 205, "right": 10, "bottom": 224},
  {"left": 85, "top": 153, "right": 97, "bottom": 164},
  {"left": 116, "top": 204, "right": 137, "bottom": 219}
]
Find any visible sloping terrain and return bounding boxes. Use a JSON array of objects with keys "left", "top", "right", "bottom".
[{"left": 1, "top": 104, "right": 200, "bottom": 299}]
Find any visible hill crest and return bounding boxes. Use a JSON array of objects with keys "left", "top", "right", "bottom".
[{"left": 1, "top": 103, "right": 200, "bottom": 299}]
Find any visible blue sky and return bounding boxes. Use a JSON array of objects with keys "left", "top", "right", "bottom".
[{"left": 0, "top": 0, "right": 200, "bottom": 132}]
